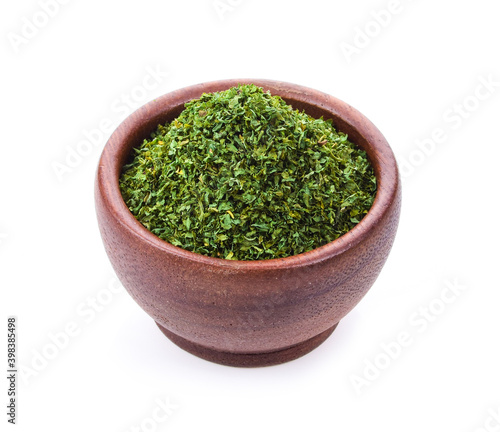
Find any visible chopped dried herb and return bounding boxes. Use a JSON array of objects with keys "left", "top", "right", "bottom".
[{"left": 119, "top": 84, "right": 376, "bottom": 260}]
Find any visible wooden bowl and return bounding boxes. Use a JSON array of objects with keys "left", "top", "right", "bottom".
[{"left": 95, "top": 79, "right": 401, "bottom": 367}]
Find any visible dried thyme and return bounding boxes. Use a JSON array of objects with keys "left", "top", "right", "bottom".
[{"left": 119, "top": 84, "right": 376, "bottom": 260}]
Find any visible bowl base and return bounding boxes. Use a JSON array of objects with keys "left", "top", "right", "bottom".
[{"left": 155, "top": 322, "right": 338, "bottom": 367}]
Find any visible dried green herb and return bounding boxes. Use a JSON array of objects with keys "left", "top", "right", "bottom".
[{"left": 119, "top": 84, "right": 376, "bottom": 260}]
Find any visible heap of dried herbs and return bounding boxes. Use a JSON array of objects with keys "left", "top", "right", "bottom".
[{"left": 120, "top": 84, "right": 376, "bottom": 260}]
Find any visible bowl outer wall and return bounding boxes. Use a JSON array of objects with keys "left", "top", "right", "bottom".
[{"left": 95, "top": 79, "right": 402, "bottom": 354}]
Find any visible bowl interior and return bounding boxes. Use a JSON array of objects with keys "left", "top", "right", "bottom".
[{"left": 100, "top": 79, "right": 397, "bottom": 268}]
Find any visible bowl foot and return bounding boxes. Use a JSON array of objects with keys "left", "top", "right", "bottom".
[{"left": 155, "top": 322, "right": 338, "bottom": 367}]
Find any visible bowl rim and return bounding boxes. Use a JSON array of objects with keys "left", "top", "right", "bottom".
[{"left": 96, "top": 78, "right": 400, "bottom": 271}]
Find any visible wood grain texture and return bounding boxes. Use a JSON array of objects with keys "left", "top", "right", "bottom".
[{"left": 95, "top": 79, "right": 402, "bottom": 367}]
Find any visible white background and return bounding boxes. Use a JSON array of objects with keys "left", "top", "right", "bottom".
[{"left": 2, "top": 1, "right": 500, "bottom": 431}]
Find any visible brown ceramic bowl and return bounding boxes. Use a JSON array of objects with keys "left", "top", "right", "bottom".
[{"left": 95, "top": 79, "right": 401, "bottom": 367}]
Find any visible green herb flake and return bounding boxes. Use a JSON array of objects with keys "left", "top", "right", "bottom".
[{"left": 119, "top": 84, "right": 376, "bottom": 260}]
